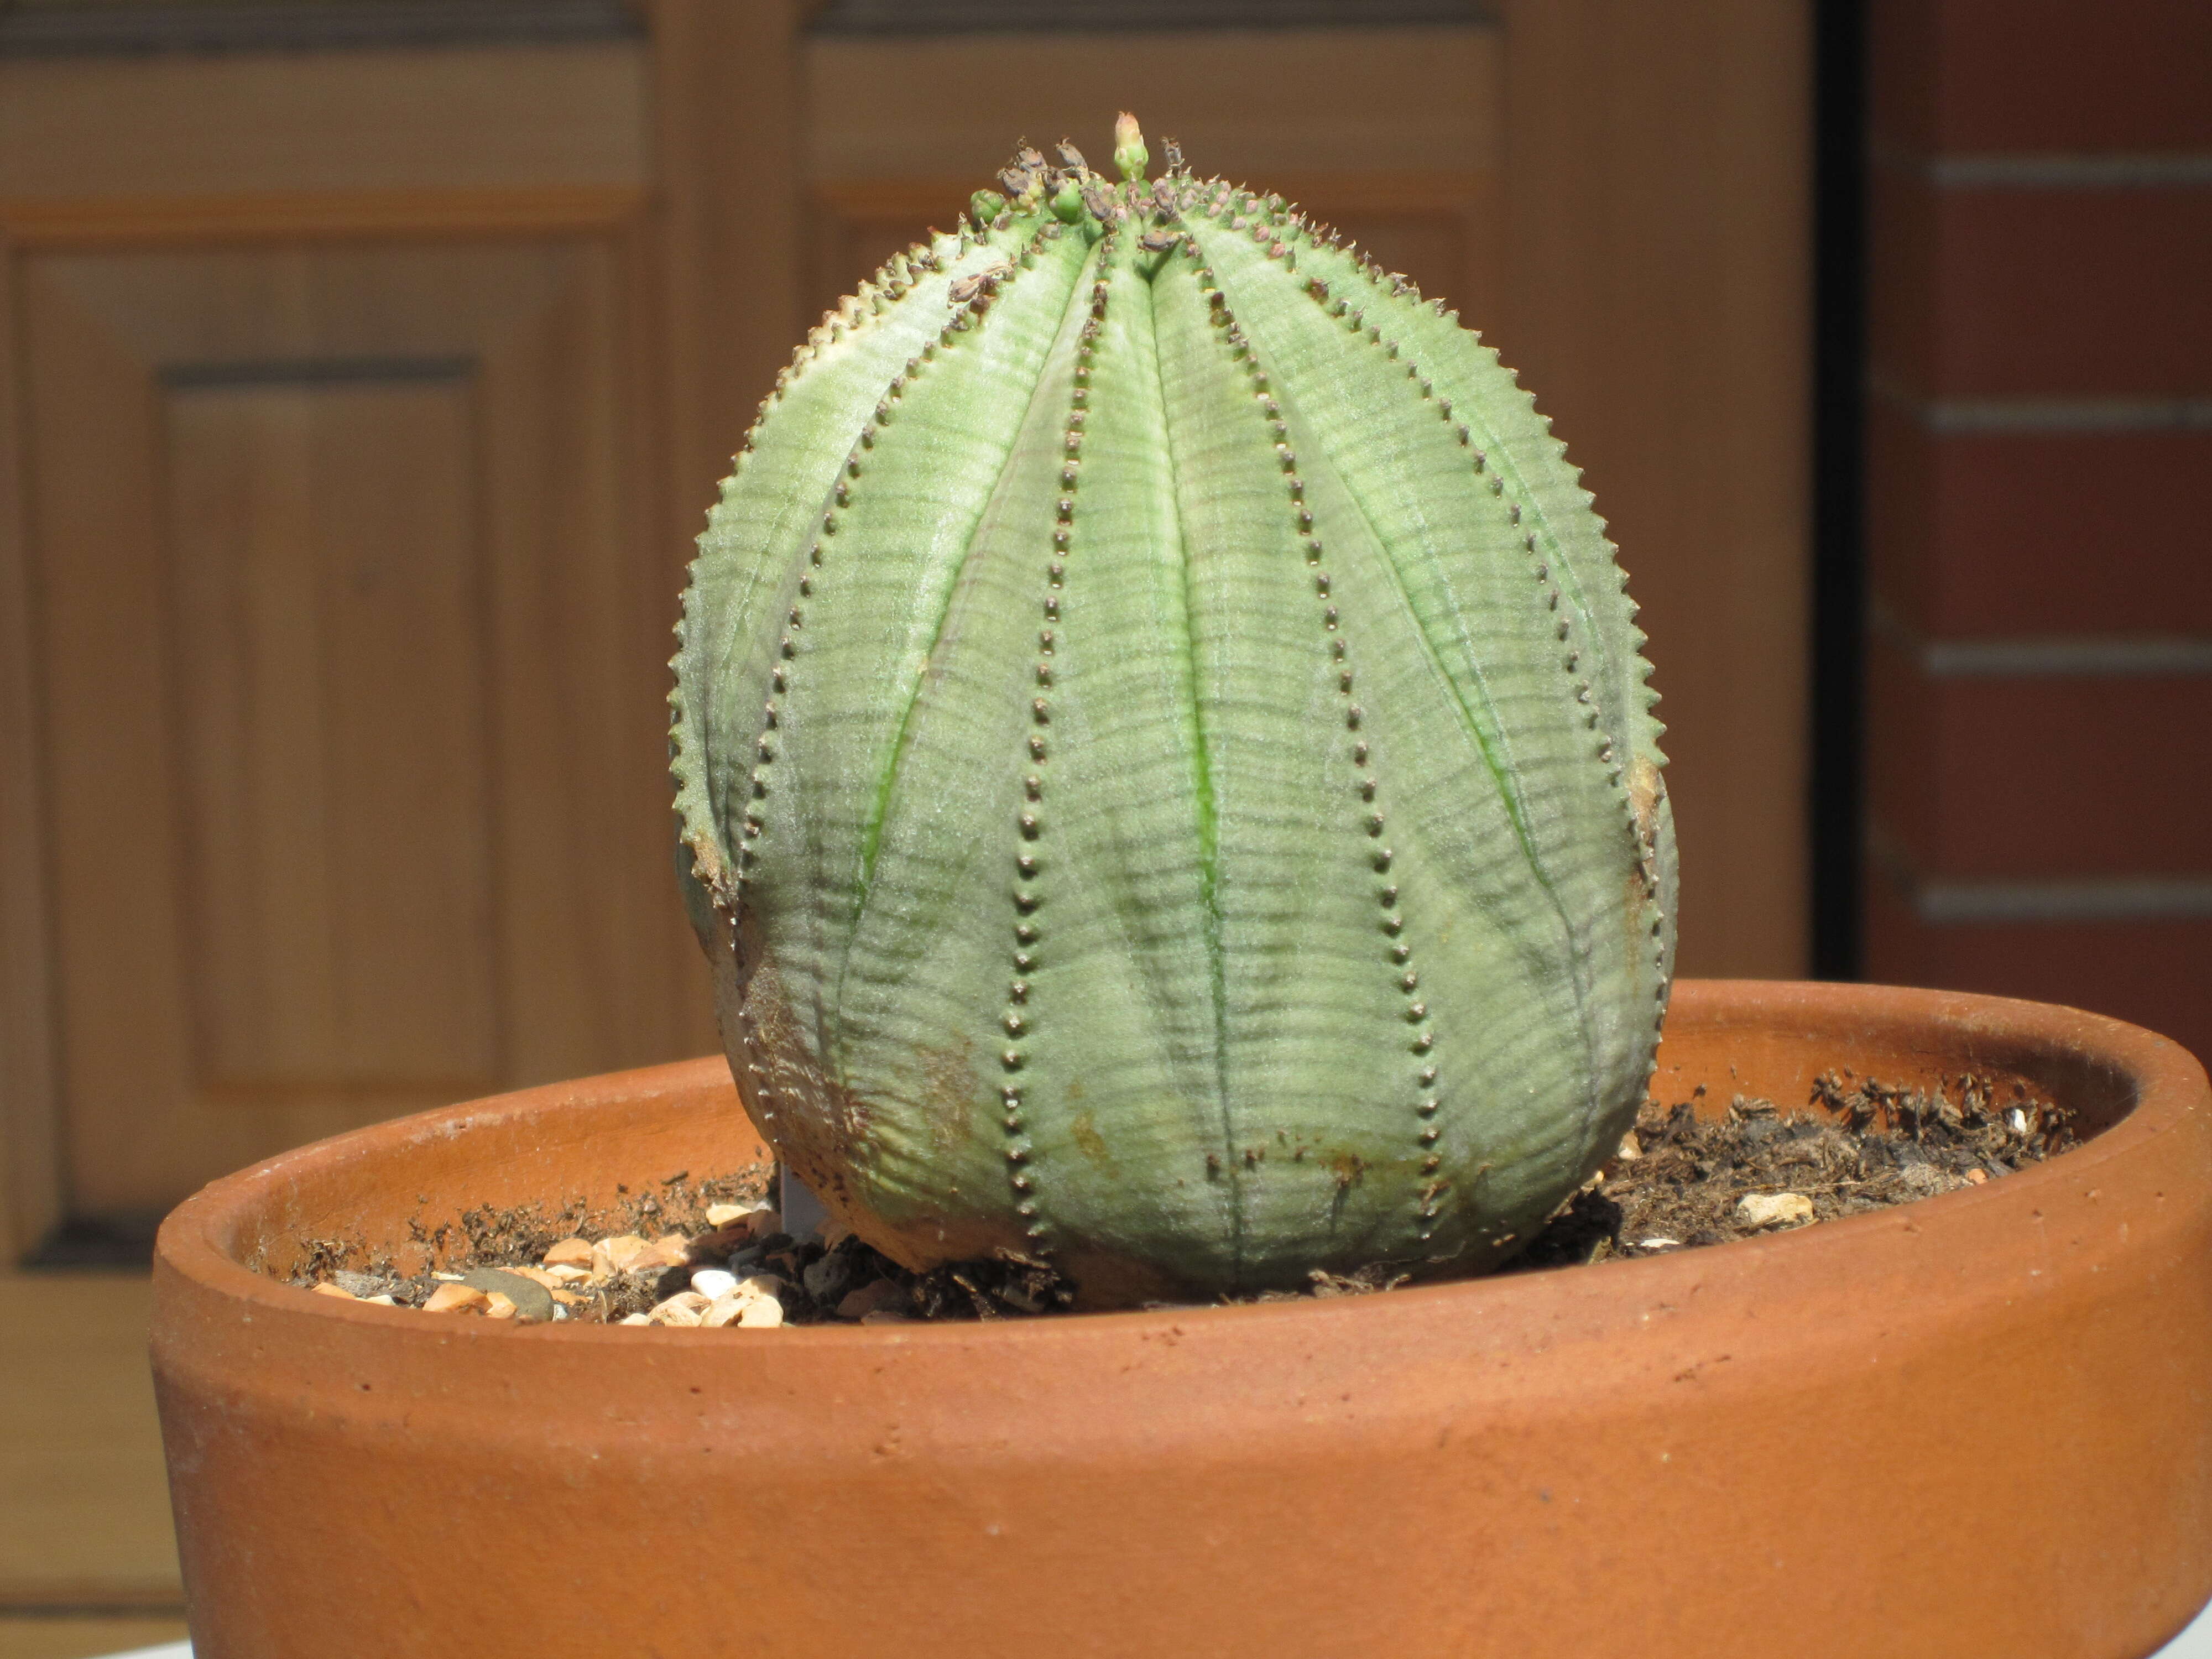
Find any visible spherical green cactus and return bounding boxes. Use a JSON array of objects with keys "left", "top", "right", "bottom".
[{"left": 671, "top": 120, "right": 1676, "bottom": 1307}]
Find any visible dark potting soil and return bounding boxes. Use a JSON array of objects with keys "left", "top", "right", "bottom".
[
  {"left": 283, "top": 1069, "right": 2075, "bottom": 1324},
  {"left": 1503, "top": 1068, "right": 2073, "bottom": 1274}
]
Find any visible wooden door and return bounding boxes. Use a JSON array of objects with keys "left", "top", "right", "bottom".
[
  {"left": 0, "top": 21, "right": 760, "bottom": 1256},
  {"left": 22, "top": 238, "right": 704, "bottom": 1214}
]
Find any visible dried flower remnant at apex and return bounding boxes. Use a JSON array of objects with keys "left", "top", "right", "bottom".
[{"left": 670, "top": 115, "right": 1676, "bottom": 1306}]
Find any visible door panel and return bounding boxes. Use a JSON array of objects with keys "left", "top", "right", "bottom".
[
  {"left": 24, "top": 242, "right": 709, "bottom": 1213},
  {"left": 167, "top": 375, "right": 498, "bottom": 1099}
]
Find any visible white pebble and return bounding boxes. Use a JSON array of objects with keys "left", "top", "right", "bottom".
[
  {"left": 701, "top": 1292, "right": 747, "bottom": 1328},
  {"left": 691, "top": 1268, "right": 737, "bottom": 1301},
  {"left": 1736, "top": 1191, "right": 1814, "bottom": 1230},
  {"left": 2008, "top": 1108, "right": 2029, "bottom": 1134},
  {"left": 648, "top": 1292, "right": 710, "bottom": 1327}
]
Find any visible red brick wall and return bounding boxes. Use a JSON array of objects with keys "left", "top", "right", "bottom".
[{"left": 1861, "top": 0, "right": 2212, "bottom": 1060}]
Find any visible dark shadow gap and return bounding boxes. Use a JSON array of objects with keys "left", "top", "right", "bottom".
[
  {"left": 1809, "top": 0, "right": 1866, "bottom": 979},
  {"left": 22, "top": 1213, "right": 163, "bottom": 1272}
]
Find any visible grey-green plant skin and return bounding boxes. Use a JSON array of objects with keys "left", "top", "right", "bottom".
[{"left": 672, "top": 134, "right": 1676, "bottom": 1307}]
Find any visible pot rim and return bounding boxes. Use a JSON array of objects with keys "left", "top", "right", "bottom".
[{"left": 152, "top": 977, "right": 2210, "bottom": 1345}]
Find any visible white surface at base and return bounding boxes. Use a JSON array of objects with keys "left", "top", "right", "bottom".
[
  {"left": 2167, "top": 1599, "right": 2212, "bottom": 1659},
  {"left": 93, "top": 1595, "right": 2212, "bottom": 1658},
  {"left": 89, "top": 1606, "right": 2212, "bottom": 1658}
]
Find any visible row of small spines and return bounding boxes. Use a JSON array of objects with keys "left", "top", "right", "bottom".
[
  {"left": 983, "top": 207, "right": 1458, "bottom": 1251},
  {"left": 1130, "top": 211, "right": 1453, "bottom": 1244},
  {"left": 705, "top": 214, "right": 1074, "bottom": 1145},
  {"left": 993, "top": 222, "right": 1121, "bottom": 1256},
  {"left": 1168, "top": 179, "right": 1668, "bottom": 1197},
  {"left": 1175, "top": 183, "right": 1671, "bottom": 1042},
  {"left": 1167, "top": 175, "right": 1665, "bottom": 765},
  {"left": 675, "top": 182, "right": 1661, "bottom": 914},
  {"left": 782, "top": 199, "right": 1457, "bottom": 1249},
  {"left": 1051, "top": 176, "right": 1652, "bottom": 1241},
  {"left": 668, "top": 213, "right": 1025, "bottom": 906}
]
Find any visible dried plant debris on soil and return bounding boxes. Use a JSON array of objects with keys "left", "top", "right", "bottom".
[
  {"left": 1510, "top": 1068, "right": 2075, "bottom": 1271},
  {"left": 288, "top": 1071, "right": 2074, "bottom": 1327}
]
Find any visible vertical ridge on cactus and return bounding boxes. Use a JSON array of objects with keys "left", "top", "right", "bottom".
[{"left": 672, "top": 120, "right": 1677, "bottom": 1307}]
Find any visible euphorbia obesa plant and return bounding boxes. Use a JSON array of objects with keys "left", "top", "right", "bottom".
[{"left": 671, "top": 117, "right": 1676, "bottom": 1306}]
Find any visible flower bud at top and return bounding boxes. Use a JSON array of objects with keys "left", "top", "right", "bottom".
[{"left": 1113, "top": 112, "right": 1148, "bottom": 182}]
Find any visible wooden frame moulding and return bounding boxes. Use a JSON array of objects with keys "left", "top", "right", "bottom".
[{"left": 0, "top": 185, "right": 649, "bottom": 252}]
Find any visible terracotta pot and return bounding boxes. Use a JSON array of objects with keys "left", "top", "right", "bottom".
[{"left": 152, "top": 979, "right": 2212, "bottom": 1658}]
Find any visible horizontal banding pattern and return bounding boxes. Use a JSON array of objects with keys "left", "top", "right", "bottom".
[
  {"left": 1288, "top": 232, "right": 1673, "bottom": 1156},
  {"left": 1196, "top": 246, "right": 1450, "bottom": 1248},
  {"left": 671, "top": 152, "right": 1674, "bottom": 1300},
  {"left": 724, "top": 222, "right": 1052, "bottom": 1147}
]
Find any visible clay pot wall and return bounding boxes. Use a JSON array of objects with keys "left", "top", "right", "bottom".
[{"left": 153, "top": 980, "right": 2212, "bottom": 1658}]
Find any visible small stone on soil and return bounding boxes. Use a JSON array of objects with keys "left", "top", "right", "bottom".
[
  {"left": 736, "top": 1296, "right": 785, "bottom": 1329},
  {"left": 691, "top": 1267, "right": 738, "bottom": 1301},
  {"left": 837, "top": 1279, "right": 909, "bottom": 1320},
  {"left": 648, "top": 1291, "right": 710, "bottom": 1327},
  {"left": 700, "top": 1292, "right": 746, "bottom": 1328},
  {"left": 332, "top": 1270, "right": 399, "bottom": 1299},
  {"left": 802, "top": 1253, "right": 853, "bottom": 1306},
  {"left": 423, "top": 1283, "right": 490, "bottom": 1314},
  {"left": 1734, "top": 1192, "right": 1814, "bottom": 1230},
  {"left": 542, "top": 1237, "right": 596, "bottom": 1269},
  {"left": 460, "top": 1267, "right": 555, "bottom": 1322}
]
